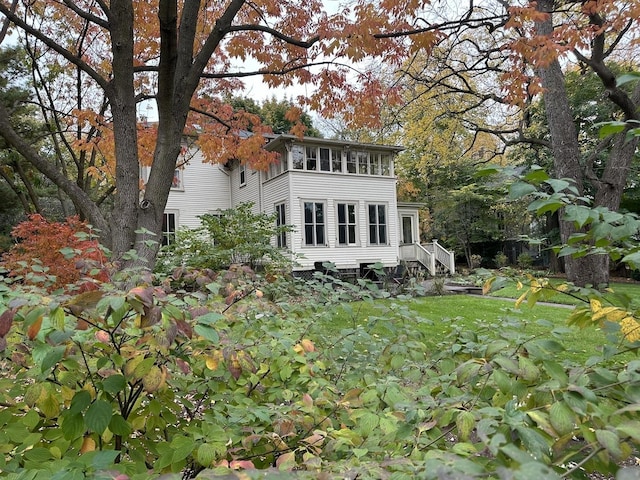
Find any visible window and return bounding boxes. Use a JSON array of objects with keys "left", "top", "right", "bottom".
[
  {"left": 381, "top": 155, "right": 391, "bottom": 176},
  {"left": 319, "top": 148, "right": 331, "bottom": 171},
  {"left": 346, "top": 151, "right": 357, "bottom": 173},
  {"left": 292, "top": 145, "right": 304, "bottom": 169},
  {"left": 275, "top": 203, "right": 287, "bottom": 248},
  {"left": 305, "top": 146, "right": 317, "bottom": 171},
  {"left": 331, "top": 149, "right": 343, "bottom": 172},
  {"left": 370, "top": 153, "right": 381, "bottom": 175},
  {"left": 303, "top": 201, "right": 325, "bottom": 246},
  {"left": 172, "top": 169, "right": 183, "bottom": 189},
  {"left": 368, "top": 204, "right": 387, "bottom": 245},
  {"left": 337, "top": 203, "right": 357, "bottom": 245},
  {"left": 239, "top": 164, "right": 246, "bottom": 186},
  {"left": 162, "top": 212, "right": 177, "bottom": 246},
  {"left": 357, "top": 152, "right": 369, "bottom": 175}
]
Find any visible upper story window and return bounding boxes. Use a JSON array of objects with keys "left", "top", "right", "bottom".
[{"left": 290, "top": 145, "right": 393, "bottom": 176}]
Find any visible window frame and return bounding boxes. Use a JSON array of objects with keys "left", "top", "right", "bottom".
[
  {"left": 336, "top": 202, "right": 358, "bottom": 246},
  {"left": 275, "top": 202, "right": 287, "bottom": 248},
  {"left": 239, "top": 163, "right": 246, "bottom": 186},
  {"left": 367, "top": 203, "right": 388, "bottom": 245},
  {"left": 302, "top": 201, "right": 326, "bottom": 247},
  {"left": 162, "top": 211, "right": 179, "bottom": 246}
]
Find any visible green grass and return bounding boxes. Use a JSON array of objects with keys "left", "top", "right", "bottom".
[
  {"left": 488, "top": 278, "right": 640, "bottom": 305},
  {"left": 330, "top": 293, "right": 627, "bottom": 364}
]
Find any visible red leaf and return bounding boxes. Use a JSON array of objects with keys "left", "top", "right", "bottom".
[
  {"left": 28, "top": 316, "right": 43, "bottom": 340},
  {"left": 0, "top": 308, "right": 15, "bottom": 337}
]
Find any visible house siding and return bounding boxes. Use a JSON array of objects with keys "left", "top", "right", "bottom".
[
  {"left": 286, "top": 171, "right": 399, "bottom": 270},
  {"left": 164, "top": 150, "right": 230, "bottom": 229}
]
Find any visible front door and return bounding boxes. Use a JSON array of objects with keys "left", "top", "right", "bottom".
[{"left": 402, "top": 215, "right": 413, "bottom": 245}]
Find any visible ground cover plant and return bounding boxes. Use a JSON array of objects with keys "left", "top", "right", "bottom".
[{"left": 0, "top": 257, "right": 639, "bottom": 480}]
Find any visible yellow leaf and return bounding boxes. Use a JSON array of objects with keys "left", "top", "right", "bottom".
[
  {"left": 515, "top": 291, "right": 528, "bottom": 308},
  {"left": 590, "top": 298, "right": 602, "bottom": 312},
  {"left": 80, "top": 436, "right": 96, "bottom": 453},
  {"left": 205, "top": 350, "right": 223, "bottom": 370},
  {"left": 620, "top": 317, "right": 640, "bottom": 343}
]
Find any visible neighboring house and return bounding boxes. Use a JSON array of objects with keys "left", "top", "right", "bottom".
[{"left": 159, "top": 134, "right": 454, "bottom": 277}]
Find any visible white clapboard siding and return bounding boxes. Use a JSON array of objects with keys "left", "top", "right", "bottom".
[
  {"left": 165, "top": 150, "right": 231, "bottom": 229},
  {"left": 286, "top": 171, "right": 399, "bottom": 270}
]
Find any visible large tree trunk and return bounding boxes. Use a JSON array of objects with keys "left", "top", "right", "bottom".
[{"left": 535, "top": 0, "right": 610, "bottom": 287}]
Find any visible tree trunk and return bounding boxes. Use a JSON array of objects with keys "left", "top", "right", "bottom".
[{"left": 535, "top": 0, "right": 609, "bottom": 287}]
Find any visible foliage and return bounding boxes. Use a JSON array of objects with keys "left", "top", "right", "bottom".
[
  {"left": 1, "top": 214, "right": 109, "bottom": 291},
  {"left": 517, "top": 253, "right": 534, "bottom": 269},
  {"left": 0, "top": 260, "right": 640, "bottom": 479},
  {"left": 157, "top": 203, "right": 294, "bottom": 274},
  {"left": 494, "top": 252, "right": 509, "bottom": 268}
]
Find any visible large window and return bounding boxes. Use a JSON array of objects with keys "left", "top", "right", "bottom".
[
  {"left": 368, "top": 204, "right": 387, "bottom": 245},
  {"left": 162, "top": 212, "right": 177, "bottom": 246},
  {"left": 337, "top": 203, "right": 357, "bottom": 245},
  {"left": 289, "top": 144, "right": 392, "bottom": 176},
  {"left": 305, "top": 147, "right": 317, "bottom": 171},
  {"left": 275, "top": 203, "right": 287, "bottom": 248},
  {"left": 303, "top": 202, "right": 325, "bottom": 246}
]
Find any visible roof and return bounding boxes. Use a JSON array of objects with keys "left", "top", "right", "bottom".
[{"left": 264, "top": 134, "right": 404, "bottom": 153}]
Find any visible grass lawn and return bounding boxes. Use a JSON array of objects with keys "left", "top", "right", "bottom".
[
  {"left": 488, "top": 277, "right": 640, "bottom": 307},
  {"left": 330, "top": 292, "right": 629, "bottom": 365}
]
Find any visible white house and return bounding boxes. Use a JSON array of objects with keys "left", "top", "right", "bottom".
[{"left": 161, "top": 134, "right": 454, "bottom": 277}]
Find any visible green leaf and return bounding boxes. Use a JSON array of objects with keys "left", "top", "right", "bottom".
[
  {"left": 62, "top": 413, "right": 85, "bottom": 440},
  {"left": 616, "top": 421, "right": 640, "bottom": 443},
  {"left": 170, "top": 435, "right": 196, "bottom": 463},
  {"left": 596, "top": 429, "right": 622, "bottom": 458},
  {"left": 109, "top": 414, "right": 132, "bottom": 437},
  {"left": 549, "top": 402, "right": 574, "bottom": 436},
  {"left": 69, "top": 390, "right": 92, "bottom": 415},
  {"left": 194, "top": 325, "right": 219, "bottom": 343},
  {"left": 564, "top": 205, "right": 591, "bottom": 228},
  {"left": 509, "top": 182, "right": 537, "bottom": 200},
  {"left": 101, "top": 374, "right": 127, "bottom": 394},
  {"left": 85, "top": 399, "right": 113, "bottom": 434},
  {"left": 196, "top": 443, "right": 222, "bottom": 467},
  {"left": 456, "top": 411, "right": 475, "bottom": 442},
  {"left": 616, "top": 72, "right": 640, "bottom": 87},
  {"left": 546, "top": 179, "right": 571, "bottom": 193},
  {"left": 40, "top": 345, "right": 67, "bottom": 374},
  {"left": 357, "top": 412, "right": 379, "bottom": 437}
]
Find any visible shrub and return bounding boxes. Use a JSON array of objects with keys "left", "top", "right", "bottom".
[
  {"left": 470, "top": 254, "right": 482, "bottom": 268},
  {"left": 516, "top": 252, "right": 534, "bottom": 269},
  {"left": 494, "top": 251, "right": 509, "bottom": 268},
  {"left": 1, "top": 214, "right": 109, "bottom": 291},
  {"left": 158, "top": 202, "right": 294, "bottom": 274}
]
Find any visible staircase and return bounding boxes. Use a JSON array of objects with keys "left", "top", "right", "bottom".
[{"left": 399, "top": 240, "right": 455, "bottom": 276}]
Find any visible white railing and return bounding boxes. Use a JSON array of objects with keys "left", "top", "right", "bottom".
[{"left": 399, "top": 240, "right": 455, "bottom": 275}]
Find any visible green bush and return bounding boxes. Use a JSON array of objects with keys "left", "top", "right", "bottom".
[
  {"left": 157, "top": 202, "right": 293, "bottom": 275},
  {"left": 517, "top": 252, "right": 534, "bottom": 269},
  {"left": 494, "top": 252, "right": 509, "bottom": 268}
]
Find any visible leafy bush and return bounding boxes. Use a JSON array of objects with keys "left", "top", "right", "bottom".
[
  {"left": 517, "top": 252, "right": 534, "bottom": 269},
  {"left": 157, "top": 202, "right": 293, "bottom": 274},
  {"left": 0, "top": 261, "right": 639, "bottom": 479},
  {"left": 494, "top": 252, "right": 509, "bottom": 268},
  {"left": 470, "top": 254, "right": 482, "bottom": 268},
  {"left": 1, "top": 214, "right": 109, "bottom": 291}
]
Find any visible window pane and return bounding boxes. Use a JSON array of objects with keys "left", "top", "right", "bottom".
[
  {"left": 369, "top": 225, "right": 377, "bottom": 244},
  {"left": 305, "top": 225, "right": 314, "bottom": 245},
  {"left": 306, "top": 147, "right": 317, "bottom": 170},
  {"left": 304, "top": 202, "right": 313, "bottom": 223},
  {"left": 348, "top": 225, "right": 356, "bottom": 244},
  {"left": 316, "top": 225, "right": 324, "bottom": 245},
  {"left": 347, "top": 152, "right": 356, "bottom": 173},
  {"left": 381, "top": 156, "right": 390, "bottom": 175},
  {"left": 332, "top": 150, "right": 342, "bottom": 172},
  {"left": 338, "top": 225, "right": 346, "bottom": 244},
  {"left": 378, "top": 225, "right": 386, "bottom": 244},
  {"left": 369, "top": 205, "right": 376, "bottom": 224},
  {"left": 337, "top": 204, "right": 345, "bottom": 224},
  {"left": 320, "top": 148, "right": 330, "bottom": 171},
  {"left": 358, "top": 152, "right": 369, "bottom": 174},
  {"left": 315, "top": 203, "right": 324, "bottom": 223},
  {"left": 292, "top": 146, "right": 304, "bottom": 169},
  {"left": 348, "top": 204, "right": 355, "bottom": 223},
  {"left": 378, "top": 205, "right": 386, "bottom": 224}
]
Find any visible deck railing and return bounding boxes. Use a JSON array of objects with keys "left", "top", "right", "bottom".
[{"left": 399, "top": 240, "right": 455, "bottom": 275}]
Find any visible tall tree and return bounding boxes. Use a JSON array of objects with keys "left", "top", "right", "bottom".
[
  {"left": 0, "top": 0, "right": 435, "bottom": 269},
  {"left": 391, "top": 0, "right": 640, "bottom": 286}
]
